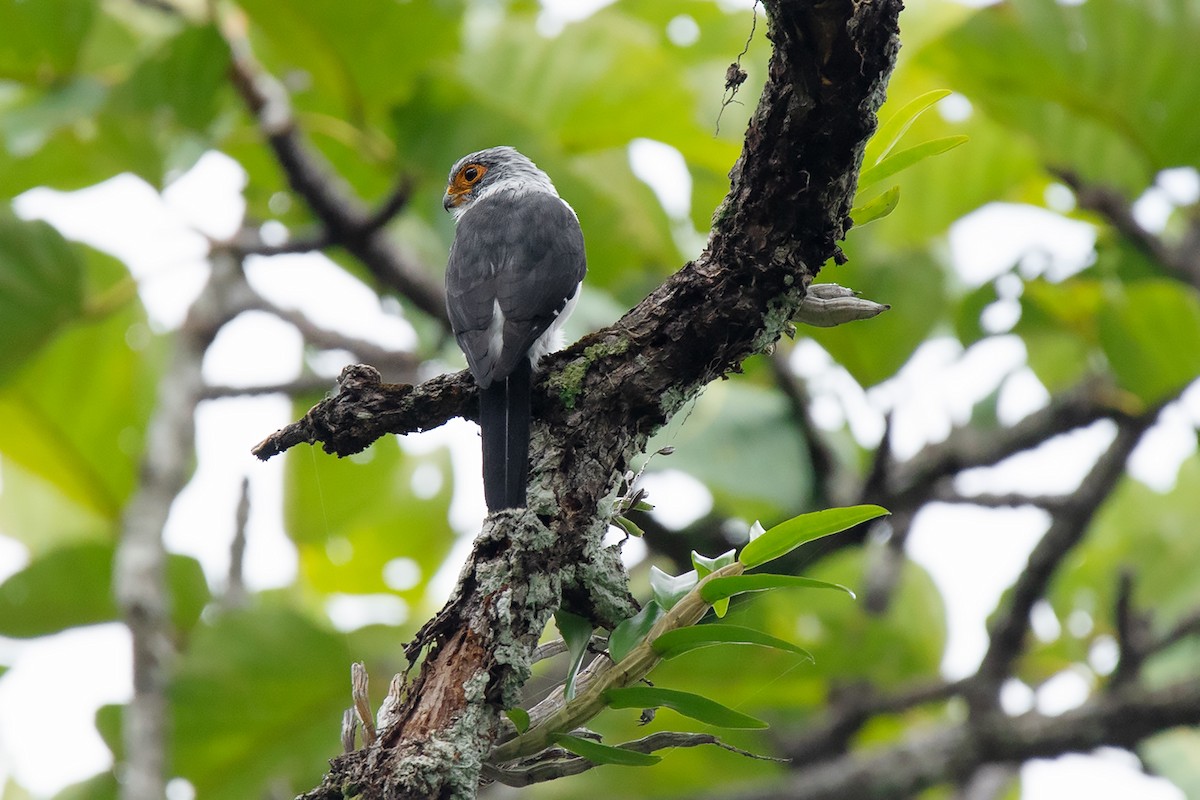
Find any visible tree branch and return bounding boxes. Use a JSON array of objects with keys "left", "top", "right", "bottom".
[
  {"left": 114, "top": 253, "right": 245, "bottom": 800},
  {"left": 1052, "top": 168, "right": 1200, "bottom": 290},
  {"left": 886, "top": 376, "right": 1124, "bottom": 511},
  {"left": 971, "top": 411, "right": 1157, "bottom": 700},
  {"left": 222, "top": 18, "right": 447, "bottom": 323},
  {"left": 725, "top": 678, "right": 1200, "bottom": 800},
  {"left": 284, "top": 1, "right": 905, "bottom": 797}
]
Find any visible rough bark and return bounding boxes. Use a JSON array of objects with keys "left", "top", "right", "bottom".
[{"left": 271, "top": 2, "right": 905, "bottom": 797}]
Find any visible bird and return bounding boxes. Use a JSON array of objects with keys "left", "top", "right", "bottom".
[{"left": 442, "top": 146, "right": 587, "bottom": 511}]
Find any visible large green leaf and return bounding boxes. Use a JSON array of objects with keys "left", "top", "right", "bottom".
[
  {"left": 286, "top": 436, "right": 455, "bottom": 601},
  {"left": 0, "top": 275, "right": 157, "bottom": 520},
  {"left": 50, "top": 772, "right": 117, "bottom": 800},
  {"left": 0, "top": 212, "right": 85, "bottom": 382},
  {"left": 808, "top": 244, "right": 950, "bottom": 387},
  {"left": 1141, "top": 729, "right": 1200, "bottom": 799},
  {"left": 645, "top": 381, "right": 813, "bottom": 517},
  {"left": 919, "top": 0, "right": 1200, "bottom": 194},
  {"left": 549, "top": 733, "right": 661, "bottom": 767},
  {"left": 555, "top": 608, "right": 593, "bottom": 702},
  {"left": 604, "top": 686, "right": 768, "bottom": 729},
  {"left": 238, "top": 0, "right": 459, "bottom": 122},
  {"left": 652, "top": 624, "right": 813, "bottom": 661},
  {"left": 0, "top": 461, "right": 114, "bottom": 553},
  {"left": 738, "top": 505, "right": 889, "bottom": 569},
  {"left": 608, "top": 600, "right": 665, "bottom": 664},
  {"left": 700, "top": 574, "right": 856, "bottom": 605},
  {"left": 0, "top": 0, "right": 94, "bottom": 82},
  {"left": 170, "top": 607, "right": 351, "bottom": 800},
  {"left": 106, "top": 24, "right": 230, "bottom": 133},
  {"left": 0, "top": 541, "right": 209, "bottom": 637},
  {"left": 1098, "top": 279, "right": 1200, "bottom": 405}
]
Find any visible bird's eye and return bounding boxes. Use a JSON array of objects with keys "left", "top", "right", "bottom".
[{"left": 461, "top": 164, "right": 486, "bottom": 184}]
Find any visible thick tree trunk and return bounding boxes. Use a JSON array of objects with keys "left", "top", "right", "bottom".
[{"left": 288, "top": 1, "right": 904, "bottom": 796}]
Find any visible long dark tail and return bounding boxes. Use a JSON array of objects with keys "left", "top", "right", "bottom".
[{"left": 479, "top": 358, "right": 532, "bottom": 511}]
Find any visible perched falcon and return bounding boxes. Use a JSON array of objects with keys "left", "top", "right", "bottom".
[{"left": 443, "top": 146, "right": 587, "bottom": 511}]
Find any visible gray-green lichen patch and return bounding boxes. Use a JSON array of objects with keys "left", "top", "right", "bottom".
[{"left": 547, "top": 336, "right": 631, "bottom": 409}]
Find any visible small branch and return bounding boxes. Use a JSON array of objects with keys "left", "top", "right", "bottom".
[
  {"left": 221, "top": 477, "right": 250, "bottom": 610},
  {"left": 222, "top": 16, "right": 447, "bottom": 323},
  {"left": 244, "top": 292, "right": 419, "bottom": 381},
  {"left": 770, "top": 350, "right": 840, "bottom": 507},
  {"left": 1152, "top": 607, "right": 1200, "bottom": 657},
  {"left": 727, "top": 678, "right": 1200, "bottom": 800},
  {"left": 929, "top": 486, "right": 1076, "bottom": 514},
  {"left": 972, "top": 411, "right": 1156, "bottom": 701},
  {"left": 1052, "top": 168, "right": 1200, "bottom": 289},
  {"left": 778, "top": 678, "right": 965, "bottom": 767},
  {"left": 531, "top": 635, "right": 609, "bottom": 665},
  {"left": 484, "top": 731, "right": 782, "bottom": 787},
  {"left": 201, "top": 376, "right": 338, "bottom": 400},
  {"left": 251, "top": 364, "right": 473, "bottom": 460},
  {"left": 114, "top": 252, "right": 244, "bottom": 800},
  {"left": 888, "top": 376, "right": 1123, "bottom": 509}
]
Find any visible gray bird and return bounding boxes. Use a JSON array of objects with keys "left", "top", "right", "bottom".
[{"left": 443, "top": 146, "right": 586, "bottom": 511}]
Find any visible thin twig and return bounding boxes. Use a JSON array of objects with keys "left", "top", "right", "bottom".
[{"left": 971, "top": 411, "right": 1156, "bottom": 704}]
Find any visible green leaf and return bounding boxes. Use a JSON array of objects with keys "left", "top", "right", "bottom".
[
  {"left": 652, "top": 624, "right": 814, "bottom": 661},
  {"left": 692, "top": 550, "right": 738, "bottom": 577},
  {"left": 50, "top": 771, "right": 118, "bottom": 800},
  {"left": 0, "top": 541, "right": 210, "bottom": 638},
  {"left": 866, "top": 89, "right": 953, "bottom": 165},
  {"left": 555, "top": 609, "right": 594, "bottom": 701},
  {"left": 612, "top": 515, "right": 645, "bottom": 538},
  {"left": 237, "top": 0, "right": 460, "bottom": 120},
  {"left": 604, "top": 686, "right": 769, "bottom": 729},
  {"left": 171, "top": 608, "right": 352, "bottom": 800},
  {"left": 107, "top": 24, "right": 231, "bottom": 133},
  {"left": 505, "top": 708, "right": 530, "bottom": 735},
  {"left": 918, "top": 0, "right": 1200, "bottom": 194},
  {"left": 608, "top": 601, "right": 665, "bottom": 663},
  {"left": 287, "top": 437, "right": 454, "bottom": 598},
  {"left": 807, "top": 244, "right": 950, "bottom": 386},
  {"left": 0, "top": 263, "right": 156, "bottom": 519},
  {"left": 1098, "top": 280, "right": 1200, "bottom": 405},
  {"left": 858, "top": 135, "right": 969, "bottom": 191},
  {"left": 692, "top": 550, "right": 736, "bottom": 618},
  {"left": 739, "top": 505, "right": 889, "bottom": 569},
  {"left": 549, "top": 733, "right": 661, "bottom": 767},
  {"left": 644, "top": 381, "right": 814, "bottom": 517},
  {"left": 649, "top": 566, "right": 697, "bottom": 611},
  {"left": 850, "top": 185, "right": 901, "bottom": 228},
  {"left": 0, "top": 0, "right": 94, "bottom": 82},
  {"left": 0, "top": 211, "right": 85, "bottom": 382},
  {"left": 1141, "top": 729, "right": 1200, "bottom": 799},
  {"left": 700, "top": 574, "right": 857, "bottom": 605}
]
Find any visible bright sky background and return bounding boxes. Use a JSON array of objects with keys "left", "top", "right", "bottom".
[{"left": 3, "top": 3, "right": 1200, "bottom": 797}]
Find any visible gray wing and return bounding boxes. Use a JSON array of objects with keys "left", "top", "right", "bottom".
[{"left": 446, "top": 191, "right": 586, "bottom": 387}]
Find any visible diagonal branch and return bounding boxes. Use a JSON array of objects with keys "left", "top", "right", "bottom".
[
  {"left": 222, "top": 18, "right": 447, "bottom": 323},
  {"left": 970, "top": 410, "right": 1157, "bottom": 700},
  {"left": 1052, "top": 168, "right": 1200, "bottom": 290},
  {"left": 726, "top": 678, "right": 1200, "bottom": 800}
]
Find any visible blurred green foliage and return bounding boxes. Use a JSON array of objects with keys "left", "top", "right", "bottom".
[{"left": 0, "top": 0, "right": 1198, "bottom": 797}]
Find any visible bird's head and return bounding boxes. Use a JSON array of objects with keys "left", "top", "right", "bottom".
[{"left": 443, "top": 146, "right": 557, "bottom": 219}]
